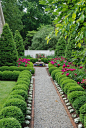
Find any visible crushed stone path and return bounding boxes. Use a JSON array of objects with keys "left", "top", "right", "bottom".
[{"left": 34, "top": 66, "right": 74, "bottom": 128}]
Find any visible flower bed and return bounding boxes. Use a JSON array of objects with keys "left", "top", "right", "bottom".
[{"left": 48, "top": 56, "right": 86, "bottom": 127}]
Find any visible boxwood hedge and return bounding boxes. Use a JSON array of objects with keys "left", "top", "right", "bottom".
[
  {"left": 73, "top": 96, "right": 86, "bottom": 114},
  {"left": 3, "top": 98, "right": 27, "bottom": 116},
  {"left": 0, "top": 117, "right": 21, "bottom": 128},
  {"left": 67, "top": 91, "right": 86, "bottom": 104},
  {"left": 80, "top": 103, "right": 86, "bottom": 124},
  {"left": 49, "top": 67, "right": 57, "bottom": 74},
  {"left": 0, "top": 106, "right": 24, "bottom": 124}
]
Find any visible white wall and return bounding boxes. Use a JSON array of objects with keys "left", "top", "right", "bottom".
[{"left": 24, "top": 50, "right": 55, "bottom": 58}]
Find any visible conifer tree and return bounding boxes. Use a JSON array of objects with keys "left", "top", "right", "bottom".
[
  {"left": 55, "top": 35, "right": 66, "bottom": 57},
  {"left": 14, "top": 30, "right": 24, "bottom": 56},
  {"left": 0, "top": 23, "right": 18, "bottom": 66}
]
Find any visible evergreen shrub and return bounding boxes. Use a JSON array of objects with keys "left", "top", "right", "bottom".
[
  {"left": 8, "top": 94, "right": 25, "bottom": 101},
  {"left": 55, "top": 72, "right": 62, "bottom": 83},
  {"left": 49, "top": 67, "right": 57, "bottom": 74},
  {"left": 3, "top": 98, "right": 27, "bottom": 116},
  {"left": 51, "top": 69, "right": 61, "bottom": 80},
  {"left": 16, "top": 81, "right": 29, "bottom": 86},
  {"left": 80, "top": 103, "right": 86, "bottom": 124},
  {"left": 12, "top": 85, "right": 28, "bottom": 92},
  {"left": 61, "top": 79, "right": 77, "bottom": 89},
  {"left": 67, "top": 86, "right": 84, "bottom": 94},
  {"left": 67, "top": 91, "right": 86, "bottom": 103},
  {"left": 0, "top": 117, "right": 21, "bottom": 128},
  {"left": 84, "top": 115, "right": 86, "bottom": 128},
  {"left": 14, "top": 30, "right": 24, "bottom": 56},
  {"left": 48, "top": 62, "right": 55, "bottom": 68},
  {"left": 10, "top": 90, "right": 28, "bottom": 101},
  {"left": 0, "top": 106, "right": 24, "bottom": 124},
  {"left": 0, "top": 23, "right": 18, "bottom": 66},
  {"left": 73, "top": 96, "right": 86, "bottom": 114}
]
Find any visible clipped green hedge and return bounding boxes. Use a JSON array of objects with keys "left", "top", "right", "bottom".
[
  {"left": 0, "top": 106, "right": 24, "bottom": 124},
  {"left": 84, "top": 115, "right": 86, "bottom": 128},
  {"left": 61, "top": 79, "right": 77, "bottom": 90},
  {"left": 73, "top": 96, "right": 86, "bottom": 114},
  {"left": 0, "top": 117, "right": 21, "bottom": 128},
  {"left": 67, "top": 91, "right": 86, "bottom": 104},
  {"left": 8, "top": 94, "right": 25, "bottom": 101},
  {"left": 0, "top": 66, "right": 35, "bottom": 74},
  {"left": 49, "top": 67, "right": 57, "bottom": 74},
  {"left": 16, "top": 80, "right": 29, "bottom": 86},
  {"left": 55, "top": 72, "right": 62, "bottom": 83},
  {"left": 0, "top": 71, "right": 20, "bottom": 80},
  {"left": 3, "top": 98, "right": 27, "bottom": 116},
  {"left": 12, "top": 85, "right": 28, "bottom": 92},
  {"left": 80, "top": 104, "right": 86, "bottom": 124},
  {"left": 67, "top": 86, "right": 84, "bottom": 94},
  {"left": 51, "top": 69, "right": 62, "bottom": 80},
  {"left": 48, "top": 62, "right": 55, "bottom": 68},
  {"left": 10, "top": 89, "right": 28, "bottom": 101}
]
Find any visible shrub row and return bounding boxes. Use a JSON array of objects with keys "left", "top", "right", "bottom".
[
  {"left": 0, "top": 71, "right": 20, "bottom": 80},
  {"left": 49, "top": 66, "right": 86, "bottom": 127},
  {"left": 0, "top": 66, "right": 35, "bottom": 74},
  {"left": 0, "top": 70, "right": 31, "bottom": 127}
]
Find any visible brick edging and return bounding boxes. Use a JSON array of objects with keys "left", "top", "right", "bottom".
[{"left": 31, "top": 78, "right": 35, "bottom": 128}]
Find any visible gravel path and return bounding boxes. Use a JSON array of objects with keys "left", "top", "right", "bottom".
[{"left": 34, "top": 66, "right": 74, "bottom": 128}]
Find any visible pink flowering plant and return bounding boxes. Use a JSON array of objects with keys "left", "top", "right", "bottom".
[
  {"left": 50, "top": 56, "right": 86, "bottom": 89},
  {"left": 17, "top": 58, "right": 30, "bottom": 67}
]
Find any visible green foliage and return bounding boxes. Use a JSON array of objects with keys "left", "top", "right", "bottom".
[
  {"left": 14, "top": 30, "right": 24, "bottom": 56},
  {"left": 8, "top": 94, "right": 25, "bottom": 101},
  {"left": 80, "top": 103, "right": 86, "bottom": 124},
  {"left": 0, "top": 66, "right": 35, "bottom": 74},
  {"left": 49, "top": 67, "right": 57, "bottom": 74},
  {"left": 61, "top": 79, "right": 77, "bottom": 89},
  {"left": 73, "top": 96, "right": 86, "bottom": 114},
  {"left": 30, "top": 25, "right": 55, "bottom": 50},
  {"left": 0, "top": 23, "right": 18, "bottom": 66},
  {"left": 24, "top": 30, "right": 37, "bottom": 50},
  {"left": 3, "top": 98, "right": 27, "bottom": 116},
  {"left": 67, "top": 91, "right": 86, "bottom": 104},
  {"left": 65, "top": 36, "right": 76, "bottom": 61},
  {"left": 2, "top": 0, "right": 23, "bottom": 33},
  {"left": 10, "top": 90, "right": 28, "bottom": 101},
  {"left": 48, "top": 62, "right": 55, "bottom": 68},
  {"left": 0, "top": 117, "right": 21, "bottom": 128},
  {"left": 55, "top": 35, "right": 66, "bottom": 56},
  {"left": 12, "top": 85, "right": 28, "bottom": 92},
  {"left": 64, "top": 83, "right": 84, "bottom": 94},
  {"left": 0, "top": 106, "right": 24, "bottom": 124},
  {"left": 51, "top": 69, "right": 61, "bottom": 80},
  {"left": 0, "top": 71, "right": 20, "bottom": 81},
  {"left": 84, "top": 115, "right": 86, "bottom": 128}
]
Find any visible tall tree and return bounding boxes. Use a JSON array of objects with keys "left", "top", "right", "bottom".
[
  {"left": 1, "top": 0, "right": 23, "bottom": 33},
  {"left": 0, "top": 23, "right": 18, "bottom": 66}
]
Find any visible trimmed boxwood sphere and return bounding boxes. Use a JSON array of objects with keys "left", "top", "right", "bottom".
[
  {"left": 0, "top": 117, "right": 21, "bottom": 128},
  {"left": 10, "top": 89, "right": 28, "bottom": 100},
  {"left": 73, "top": 96, "right": 86, "bottom": 114},
  {"left": 12, "top": 85, "right": 28, "bottom": 92},
  {"left": 8, "top": 94, "right": 25, "bottom": 101},
  {"left": 0, "top": 106, "right": 24, "bottom": 124},
  {"left": 3, "top": 98, "right": 27, "bottom": 116}
]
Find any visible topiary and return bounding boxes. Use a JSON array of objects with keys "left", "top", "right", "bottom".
[
  {"left": 0, "top": 23, "right": 18, "bottom": 66},
  {"left": 0, "top": 106, "right": 24, "bottom": 124},
  {"left": 48, "top": 62, "right": 55, "bottom": 68},
  {"left": 16, "top": 80, "right": 29, "bottom": 86},
  {"left": 55, "top": 72, "right": 62, "bottom": 83},
  {"left": 0, "top": 117, "right": 21, "bottom": 128},
  {"left": 3, "top": 98, "right": 27, "bottom": 116},
  {"left": 80, "top": 103, "right": 86, "bottom": 124},
  {"left": 8, "top": 94, "right": 25, "bottom": 101},
  {"left": 67, "top": 91, "right": 86, "bottom": 104},
  {"left": 12, "top": 85, "right": 28, "bottom": 92},
  {"left": 73, "top": 96, "right": 86, "bottom": 114},
  {"left": 51, "top": 69, "right": 61, "bottom": 80},
  {"left": 67, "top": 86, "right": 84, "bottom": 94},
  {"left": 49, "top": 67, "right": 57, "bottom": 74},
  {"left": 14, "top": 30, "right": 24, "bottom": 56},
  {"left": 10, "top": 89, "right": 28, "bottom": 101},
  {"left": 61, "top": 79, "right": 77, "bottom": 89}
]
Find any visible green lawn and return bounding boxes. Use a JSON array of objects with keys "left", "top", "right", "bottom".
[{"left": 0, "top": 81, "right": 16, "bottom": 110}]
